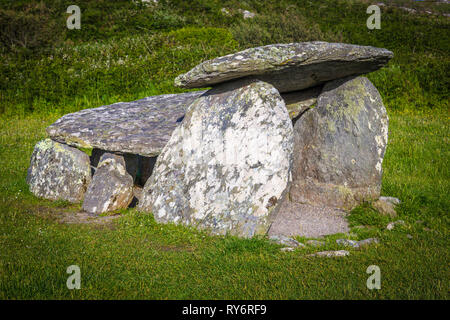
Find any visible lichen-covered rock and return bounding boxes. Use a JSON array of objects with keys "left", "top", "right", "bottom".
[
  {"left": 90, "top": 148, "right": 156, "bottom": 186},
  {"left": 269, "top": 235, "right": 302, "bottom": 247},
  {"left": 46, "top": 91, "right": 206, "bottom": 157},
  {"left": 379, "top": 196, "right": 401, "bottom": 206},
  {"left": 372, "top": 198, "right": 397, "bottom": 217},
  {"left": 26, "top": 139, "right": 91, "bottom": 202},
  {"left": 139, "top": 79, "right": 294, "bottom": 237},
  {"left": 290, "top": 76, "right": 389, "bottom": 210},
  {"left": 386, "top": 220, "right": 405, "bottom": 231},
  {"left": 240, "top": 9, "right": 255, "bottom": 19},
  {"left": 45, "top": 87, "right": 313, "bottom": 163},
  {"left": 336, "top": 239, "right": 359, "bottom": 248},
  {"left": 282, "top": 85, "right": 321, "bottom": 120},
  {"left": 90, "top": 148, "right": 139, "bottom": 181},
  {"left": 355, "top": 237, "right": 379, "bottom": 248},
  {"left": 308, "top": 250, "right": 349, "bottom": 258},
  {"left": 175, "top": 42, "right": 393, "bottom": 93},
  {"left": 82, "top": 153, "right": 134, "bottom": 214}
]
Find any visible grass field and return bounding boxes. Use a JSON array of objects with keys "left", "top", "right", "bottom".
[{"left": 0, "top": 0, "right": 449, "bottom": 299}]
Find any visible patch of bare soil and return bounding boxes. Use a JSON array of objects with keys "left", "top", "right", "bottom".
[
  {"left": 268, "top": 200, "right": 350, "bottom": 238},
  {"left": 28, "top": 204, "right": 120, "bottom": 228},
  {"left": 58, "top": 210, "right": 120, "bottom": 226}
]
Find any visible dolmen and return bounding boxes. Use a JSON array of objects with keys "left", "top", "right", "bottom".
[{"left": 27, "top": 42, "right": 393, "bottom": 238}]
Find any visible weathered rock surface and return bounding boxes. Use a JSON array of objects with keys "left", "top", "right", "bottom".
[
  {"left": 175, "top": 42, "right": 393, "bottom": 93},
  {"left": 240, "top": 9, "right": 255, "bottom": 19},
  {"left": 336, "top": 237, "right": 379, "bottom": 249},
  {"left": 269, "top": 235, "right": 302, "bottom": 247},
  {"left": 374, "top": 196, "right": 400, "bottom": 216},
  {"left": 379, "top": 196, "right": 401, "bottom": 205},
  {"left": 282, "top": 85, "right": 321, "bottom": 120},
  {"left": 90, "top": 149, "right": 139, "bottom": 180},
  {"left": 356, "top": 237, "right": 379, "bottom": 248},
  {"left": 45, "top": 87, "right": 316, "bottom": 165},
  {"left": 27, "top": 139, "right": 91, "bottom": 202},
  {"left": 289, "top": 76, "right": 389, "bottom": 210},
  {"left": 386, "top": 220, "right": 405, "bottom": 231},
  {"left": 139, "top": 79, "right": 294, "bottom": 237},
  {"left": 308, "top": 250, "right": 349, "bottom": 258},
  {"left": 89, "top": 148, "right": 156, "bottom": 186},
  {"left": 82, "top": 153, "right": 134, "bottom": 214},
  {"left": 46, "top": 91, "right": 206, "bottom": 157},
  {"left": 372, "top": 198, "right": 397, "bottom": 217},
  {"left": 336, "top": 239, "right": 359, "bottom": 248},
  {"left": 268, "top": 201, "right": 349, "bottom": 238}
]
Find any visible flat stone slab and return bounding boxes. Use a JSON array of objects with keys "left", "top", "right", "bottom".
[
  {"left": 175, "top": 42, "right": 393, "bottom": 93},
  {"left": 47, "top": 91, "right": 206, "bottom": 157},
  {"left": 46, "top": 88, "right": 314, "bottom": 158},
  {"left": 268, "top": 201, "right": 350, "bottom": 238}
]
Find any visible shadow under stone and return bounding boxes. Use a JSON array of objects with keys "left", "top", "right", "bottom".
[{"left": 90, "top": 148, "right": 157, "bottom": 188}]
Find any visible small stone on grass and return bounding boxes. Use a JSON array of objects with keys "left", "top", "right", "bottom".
[
  {"left": 308, "top": 250, "right": 349, "bottom": 258},
  {"left": 386, "top": 220, "right": 405, "bottom": 231}
]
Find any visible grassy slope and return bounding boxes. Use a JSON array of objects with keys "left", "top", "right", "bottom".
[
  {"left": 0, "top": 0, "right": 449, "bottom": 299},
  {"left": 0, "top": 113, "right": 448, "bottom": 299}
]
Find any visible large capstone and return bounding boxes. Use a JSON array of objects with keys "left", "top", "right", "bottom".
[
  {"left": 26, "top": 139, "right": 91, "bottom": 202},
  {"left": 82, "top": 153, "right": 134, "bottom": 214},
  {"left": 46, "top": 91, "right": 206, "bottom": 157},
  {"left": 139, "top": 79, "right": 294, "bottom": 237},
  {"left": 289, "top": 76, "right": 389, "bottom": 210},
  {"left": 175, "top": 42, "right": 393, "bottom": 93}
]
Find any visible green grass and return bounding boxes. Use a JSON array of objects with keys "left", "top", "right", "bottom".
[
  {"left": 0, "top": 0, "right": 449, "bottom": 299},
  {"left": 0, "top": 26, "right": 239, "bottom": 116},
  {"left": 0, "top": 112, "right": 448, "bottom": 299},
  {"left": 1, "top": 0, "right": 449, "bottom": 116}
]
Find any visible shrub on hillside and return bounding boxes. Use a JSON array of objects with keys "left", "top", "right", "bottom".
[{"left": 0, "top": 2, "right": 65, "bottom": 53}]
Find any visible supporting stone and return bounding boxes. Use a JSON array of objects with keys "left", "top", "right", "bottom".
[
  {"left": 27, "top": 139, "right": 91, "bottom": 203},
  {"left": 82, "top": 153, "right": 134, "bottom": 214},
  {"left": 289, "top": 76, "right": 389, "bottom": 210}
]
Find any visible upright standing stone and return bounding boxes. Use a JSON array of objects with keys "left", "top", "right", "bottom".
[
  {"left": 139, "top": 79, "right": 294, "bottom": 237},
  {"left": 82, "top": 153, "right": 134, "bottom": 214},
  {"left": 27, "top": 139, "right": 91, "bottom": 202},
  {"left": 289, "top": 76, "right": 389, "bottom": 210}
]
